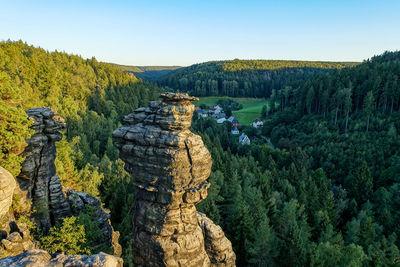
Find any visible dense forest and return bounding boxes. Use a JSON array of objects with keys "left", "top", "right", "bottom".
[
  {"left": 109, "top": 63, "right": 181, "bottom": 81},
  {"left": 191, "top": 51, "right": 400, "bottom": 266},
  {"left": 2, "top": 40, "right": 400, "bottom": 266},
  {"left": 158, "top": 59, "right": 359, "bottom": 98},
  {"left": 0, "top": 40, "right": 159, "bottom": 262}
]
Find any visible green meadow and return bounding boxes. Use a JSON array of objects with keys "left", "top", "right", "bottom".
[{"left": 194, "top": 97, "right": 269, "bottom": 125}]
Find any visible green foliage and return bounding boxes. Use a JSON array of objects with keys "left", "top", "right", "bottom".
[
  {"left": 78, "top": 164, "right": 104, "bottom": 197},
  {"left": 159, "top": 60, "right": 358, "bottom": 98},
  {"left": 0, "top": 71, "right": 33, "bottom": 176},
  {"left": 16, "top": 215, "right": 37, "bottom": 236},
  {"left": 221, "top": 59, "right": 359, "bottom": 71},
  {"left": 40, "top": 216, "right": 90, "bottom": 255},
  {"left": 77, "top": 205, "right": 103, "bottom": 253},
  {"left": 0, "top": 41, "right": 161, "bottom": 265}
]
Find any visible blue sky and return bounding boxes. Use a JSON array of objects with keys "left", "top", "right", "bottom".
[{"left": 1, "top": 0, "right": 399, "bottom": 66}]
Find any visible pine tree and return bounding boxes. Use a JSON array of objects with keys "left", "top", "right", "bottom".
[
  {"left": 0, "top": 71, "right": 33, "bottom": 176},
  {"left": 364, "top": 91, "right": 374, "bottom": 132}
]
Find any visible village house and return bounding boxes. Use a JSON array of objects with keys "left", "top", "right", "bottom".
[
  {"left": 239, "top": 133, "right": 250, "bottom": 145},
  {"left": 210, "top": 104, "right": 223, "bottom": 115},
  {"left": 227, "top": 116, "right": 240, "bottom": 126},
  {"left": 252, "top": 118, "right": 263, "bottom": 129},
  {"left": 216, "top": 117, "right": 227, "bottom": 124},
  {"left": 196, "top": 109, "right": 208, "bottom": 118},
  {"left": 231, "top": 126, "right": 239, "bottom": 135}
]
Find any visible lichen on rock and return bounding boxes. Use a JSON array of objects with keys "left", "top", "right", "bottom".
[
  {"left": 17, "top": 108, "right": 70, "bottom": 231},
  {"left": 13, "top": 107, "right": 121, "bottom": 257},
  {"left": 0, "top": 249, "right": 124, "bottom": 267},
  {"left": 113, "top": 92, "right": 236, "bottom": 266}
]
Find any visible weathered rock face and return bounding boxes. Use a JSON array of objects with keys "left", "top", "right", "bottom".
[
  {"left": 15, "top": 107, "right": 121, "bottom": 256},
  {"left": 0, "top": 222, "right": 36, "bottom": 258},
  {"left": 0, "top": 249, "right": 124, "bottom": 267},
  {"left": 0, "top": 167, "right": 36, "bottom": 259},
  {"left": 17, "top": 108, "right": 71, "bottom": 231},
  {"left": 0, "top": 167, "right": 16, "bottom": 221},
  {"left": 66, "top": 189, "right": 122, "bottom": 256},
  {"left": 113, "top": 93, "right": 236, "bottom": 266}
]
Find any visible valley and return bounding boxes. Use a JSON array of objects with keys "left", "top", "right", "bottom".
[{"left": 1, "top": 41, "right": 400, "bottom": 267}]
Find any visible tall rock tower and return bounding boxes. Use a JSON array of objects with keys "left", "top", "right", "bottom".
[
  {"left": 17, "top": 108, "right": 71, "bottom": 231},
  {"left": 113, "top": 93, "right": 236, "bottom": 266}
]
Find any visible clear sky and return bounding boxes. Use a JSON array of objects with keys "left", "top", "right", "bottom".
[{"left": 1, "top": 0, "right": 399, "bottom": 66}]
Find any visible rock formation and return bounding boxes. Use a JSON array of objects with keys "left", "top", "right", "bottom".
[
  {"left": 14, "top": 107, "right": 121, "bottom": 256},
  {"left": 0, "top": 167, "right": 36, "bottom": 258},
  {"left": 0, "top": 249, "right": 123, "bottom": 267},
  {"left": 113, "top": 92, "right": 236, "bottom": 266},
  {"left": 66, "top": 189, "right": 122, "bottom": 256},
  {"left": 17, "top": 107, "right": 70, "bottom": 231},
  {"left": 0, "top": 167, "right": 16, "bottom": 222},
  {"left": 0, "top": 166, "right": 121, "bottom": 265}
]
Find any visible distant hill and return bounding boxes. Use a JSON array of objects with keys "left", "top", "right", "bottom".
[
  {"left": 109, "top": 63, "right": 181, "bottom": 81},
  {"left": 158, "top": 59, "right": 360, "bottom": 97}
]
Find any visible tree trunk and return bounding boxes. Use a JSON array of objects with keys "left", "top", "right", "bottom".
[
  {"left": 334, "top": 106, "right": 339, "bottom": 126},
  {"left": 384, "top": 96, "right": 387, "bottom": 112},
  {"left": 345, "top": 110, "right": 349, "bottom": 133},
  {"left": 391, "top": 98, "right": 394, "bottom": 114},
  {"left": 366, "top": 115, "right": 370, "bottom": 133}
]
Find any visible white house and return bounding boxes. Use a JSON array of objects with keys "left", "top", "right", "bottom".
[
  {"left": 196, "top": 109, "right": 208, "bottom": 118},
  {"left": 239, "top": 133, "right": 250, "bottom": 145},
  {"left": 252, "top": 118, "right": 263, "bottom": 129},
  {"left": 214, "top": 104, "right": 223, "bottom": 110},
  {"left": 216, "top": 117, "right": 227, "bottom": 124},
  {"left": 227, "top": 116, "right": 235, "bottom": 123},
  {"left": 231, "top": 126, "right": 239, "bottom": 135}
]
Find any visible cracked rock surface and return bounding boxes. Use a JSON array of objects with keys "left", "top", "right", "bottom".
[
  {"left": 0, "top": 249, "right": 123, "bottom": 267},
  {"left": 113, "top": 93, "right": 236, "bottom": 266},
  {"left": 17, "top": 108, "right": 70, "bottom": 231},
  {"left": 15, "top": 107, "right": 121, "bottom": 257}
]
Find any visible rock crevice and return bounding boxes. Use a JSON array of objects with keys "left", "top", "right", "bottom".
[
  {"left": 15, "top": 107, "right": 121, "bottom": 256},
  {"left": 17, "top": 108, "right": 70, "bottom": 230},
  {"left": 113, "top": 93, "right": 236, "bottom": 266}
]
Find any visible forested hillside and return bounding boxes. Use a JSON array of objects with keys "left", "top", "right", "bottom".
[
  {"left": 110, "top": 63, "right": 181, "bottom": 81},
  {"left": 158, "top": 59, "right": 359, "bottom": 97},
  {"left": 192, "top": 51, "right": 400, "bottom": 266},
  {"left": 0, "top": 40, "right": 159, "bottom": 262},
  {"left": 2, "top": 40, "right": 400, "bottom": 266}
]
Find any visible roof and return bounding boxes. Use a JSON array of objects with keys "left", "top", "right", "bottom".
[
  {"left": 196, "top": 109, "right": 205, "bottom": 113},
  {"left": 227, "top": 116, "right": 235, "bottom": 122},
  {"left": 239, "top": 133, "right": 248, "bottom": 142},
  {"left": 231, "top": 126, "right": 239, "bottom": 131},
  {"left": 253, "top": 118, "right": 262, "bottom": 123}
]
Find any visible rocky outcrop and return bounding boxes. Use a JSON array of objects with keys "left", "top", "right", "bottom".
[
  {"left": 17, "top": 108, "right": 71, "bottom": 231},
  {"left": 113, "top": 93, "right": 236, "bottom": 266},
  {"left": 197, "top": 213, "right": 236, "bottom": 266},
  {"left": 0, "top": 167, "right": 36, "bottom": 259},
  {"left": 66, "top": 190, "right": 122, "bottom": 256},
  {"left": 0, "top": 222, "right": 36, "bottom": 258},
  {"left": 14, "top": 107, "right": 121, "bottom": 256},
  {"left": 0, "top": 167, "right": 16, "bottom": 221},
  {"left": 0, "top": 249, "right": 123, "bottom": 267}
]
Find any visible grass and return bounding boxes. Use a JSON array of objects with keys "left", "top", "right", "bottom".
[{"left": 194, "top": 96, "right": 270, "bottom": 125}]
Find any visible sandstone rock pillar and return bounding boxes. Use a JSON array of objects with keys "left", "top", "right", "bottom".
[
  {"left": 113, "top": 93, "right": 236, "bottom": 266},
  {"left": 17, "top": 108, "right": 71, "bottom": 231}
]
